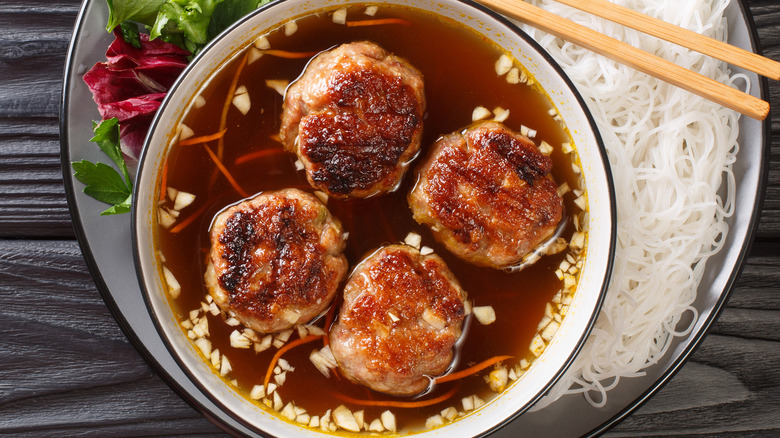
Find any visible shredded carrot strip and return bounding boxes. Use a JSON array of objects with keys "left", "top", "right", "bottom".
[
  {"left": 264, "top": 335, "right": 324, "bottom": 387},
  {"left": 333, "top": 385, "right": 458, "bottom": 408},
  {"left": 346, "top": 18, "right": 411, "bottom": 27},
  {"left": 434, "top": 355, "right": 513, "bottom": 384},
  {"left": 234, "top": 148, "right": 286, "bottom": 165},
  {"left": 178, "top": 129, "right": 227, "bottom": 147},
  {"left": 159, "top": 157, "right": 169, "bottom": 201},
  {"left": 262, "top": 49, "right": 318, "bottom": 59},
  {"left": 218, "top": 52, "right": 250, "bottom": 160},
  {"left": 203, "top": 144, "right": 249, "bottom": 198},
  {"left": 169, "top": 202, "right": 209, "bottom": 234}
]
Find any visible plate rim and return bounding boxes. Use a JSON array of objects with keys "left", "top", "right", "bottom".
[{"left": 58, "top": 0, "right": 770, "bottom": 436}]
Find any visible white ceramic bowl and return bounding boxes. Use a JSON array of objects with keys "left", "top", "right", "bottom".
[{"left": 133, "top": 0, "right": 616, "bottom": 435}]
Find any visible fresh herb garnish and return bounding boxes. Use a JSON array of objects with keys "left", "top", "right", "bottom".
[
  {"left": 72, "top": 118, "right": 134, "bottom": 215},
  {"left": 120, "top": 21, "right": 142, "bottom": 48}
]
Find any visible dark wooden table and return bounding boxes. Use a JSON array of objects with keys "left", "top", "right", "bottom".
[{"left": 1, "top": 0, "right": 778, "bottom": 436}]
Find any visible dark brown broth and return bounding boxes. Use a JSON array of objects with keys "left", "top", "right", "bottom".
[{"left": 157, "top": 5, "right": 582, "bottom": 432}]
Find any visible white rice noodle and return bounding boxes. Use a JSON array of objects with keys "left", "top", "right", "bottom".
[{"left": 521, "top": 0, "right": 740, "bottom": 408}]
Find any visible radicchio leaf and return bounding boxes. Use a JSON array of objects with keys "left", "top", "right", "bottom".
[{"left": 83, "top": 29, "right": 189, "bottom": 162}]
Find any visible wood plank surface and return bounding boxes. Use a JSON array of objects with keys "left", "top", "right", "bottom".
[{"left": 0, "top": 0, "right": 777, "bottom": 436}]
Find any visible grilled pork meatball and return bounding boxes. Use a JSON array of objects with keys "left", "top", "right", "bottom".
[
  {"left": 329, "top": 244, "right": 467, "bottom": 396},
  {"left": 408, "top": 121, "right": 563, "bottom": 269},
  {"left": 205, "top": 189, "right": 347, "bottom": 333},
  {"left": 280, "top": 41, "right": 425, "bottom": 198}
]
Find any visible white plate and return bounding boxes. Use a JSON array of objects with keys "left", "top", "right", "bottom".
[{"left": 60, "top": 0, "right": 769, "bottom": 436}]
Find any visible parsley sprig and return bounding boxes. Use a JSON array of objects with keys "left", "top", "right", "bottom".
[{"left": 72, "top": 118, "right": 134, "bottom": 215}]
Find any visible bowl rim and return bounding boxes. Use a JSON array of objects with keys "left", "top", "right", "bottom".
[{"left": 131, "top": 0, "right": 617, "bottom": 435}]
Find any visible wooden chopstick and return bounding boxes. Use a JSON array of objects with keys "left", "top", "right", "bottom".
[
  {"left": 554, "top": 0, "right": 780, "bottom": 81},
  {"left": 477, "top": 0, "right": 769, "bottom": 120}
]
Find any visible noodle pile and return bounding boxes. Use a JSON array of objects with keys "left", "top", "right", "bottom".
[{"left": 521, "top": 0, "right": 744, "bottom": 407}]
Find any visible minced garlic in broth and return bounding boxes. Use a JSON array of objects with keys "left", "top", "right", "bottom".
[{"left": 154, "top": 4, "right": 588, "bottom": 434}]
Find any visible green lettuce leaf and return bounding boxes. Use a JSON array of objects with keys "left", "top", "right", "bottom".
[
  {"left": 106, "top": 0, "right": 166, "bottom": 31},
  {"left": 150, "top": 0, "right": 225, "bottom": 47}
]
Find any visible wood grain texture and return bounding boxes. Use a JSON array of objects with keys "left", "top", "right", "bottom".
[{"left": 0, "top": 0, "right": 777, "bottom": 436}]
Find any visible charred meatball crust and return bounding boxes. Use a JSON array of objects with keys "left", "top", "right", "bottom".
[
  {"left": 280, "top": 41, "right": 425, "bottom": 198},
  {"left": 205, "top": 189, "right": 348, "bottom": 333},
  {"left": 329, "top": 244, "right": 467, "bottom": 396},
  {"left": 408, "top": 121, "right": 563, "bottom": 269}
]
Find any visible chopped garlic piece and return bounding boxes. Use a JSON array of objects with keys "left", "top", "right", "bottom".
[
  {"left": 473, "top": 306, "right": 496, "bottom": 325},
  {"left": 306, "top": 325, "right": 326, "bottom": 337},
  {"left": 230, "top": 330, "right": 251, "bottom": 349},
  {"left": 247, "top": 47, "right": 263, "bottom": 64},
  {"left": 210, "top": 349, "right": 220, "bottom": 367},
  {"left": 541, "top": 319, "right": 560, "bottom": 342},
  {"left": 530, "top": 334, "right": 546, "bottom": 357},
  {"left": 167, "top": 187, "right": 178, "bottom": 201},
  {"left": 420, "top": 246, "right": 434, "bottom": 255},
  {"left": 562, "top": 142, "right": 573, "bottom": 153},
  {"left": 506, "top": 67, "right": 520, "bottom": 84},
  {"left": 255, "top": 35, "right": 270, "bottom": 49},
  {"left": 368, "top": 419, "right": 384, "bottom": 432},
  {"left": 232, "top": 92, "right": 251, "bottom": 115},
  {"left": 563, "top": 274, "right": 576, "bottom": 290},
  {"left": 250, "top": 384, "right": 265, "bottom": 399},
  {"left": 488, "top": 366, "right": 509, "bottom": 392},
  {"left": 441, "top": 406, "right": 458, "bottom": 421},
  {"left": 425, "top": 414, "right": 444, "bottom": 429},
  {"left": 574, "top": 194, "right": 587, "bottom": 210},
  {"left": 333, "top": 405, "right": 360, "bottom": 432},
  {"left": 255, "top": 335, "right": 273, "bottom": 353},
  {"left": 194, "top": 337, "right": 211, "bottom": 356},
  {"left": 273, "top": 391, "right": 283, "bottom": 411},
  {"left": 162, "top": 266, "right": 181, "bottom": 298},
  {"left": 364, "top": 5, "right": 378, "bottom": 16},
  {"left": 178, "top": 123, "right": 194, "bottom": 141},
  {"left": 557, "top": 182, "right": 571, "bottom": 197},
  {"left": 404, "top": 232, "right": 422, "bottom": 249},
  {"left": 265, "top": 79, "right": 288, "bottom": 96},
  {"left": 284, "top": 20, "right": 298, "bottom": 36},
  {"left": 461, "top": 396, "right": 474, "bottom": 412},
  {"left": 472, "top": 106, "right": 491, "bottom": 122},
  {"left": 193, "top": 95, "right": 206, "bottom": 108},
  {"left": 492, "top": 107, "right": 510, "bottom": 122},
  {"left": 281, "top": 402, "right": 296, "bottom": 420},
  {"left": 539, "top": 140, "right": 553, "bottom": 155},
  {"left": 495, "top": 54, "right": 513, "bottom": 76},
  {"left": 220, "top": 355, "right": 232, "bottom": 376},
  {"left": 353, "top": 410, "right": 364, "bottom": 430},
  {"left": 380, "top": 410, "right": 396, "bottom": 432},
  {"left": 173, "top": 191, "right": 195, "bottom": 211},
  {"left": 158, "top": 208, "right": 176, "bottom": 229},
  {"left": 570, "top": 231, "right": 585, "bottom": 250},
  {"left": 332, "top": 7, "right": 347, "bottom": 24}
]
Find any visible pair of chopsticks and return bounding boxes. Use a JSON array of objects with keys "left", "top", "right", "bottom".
[{"left": 478, "top": 0, "right": 779, "bottom": 120}]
